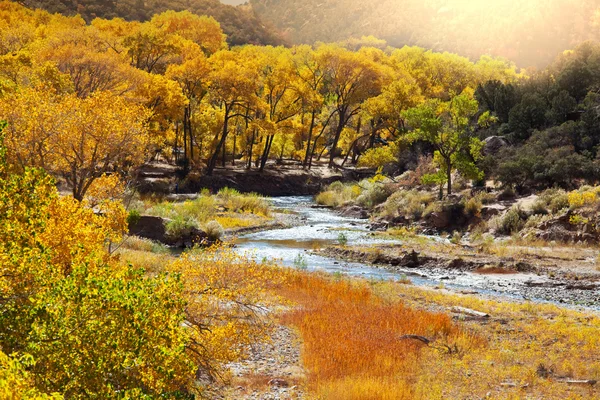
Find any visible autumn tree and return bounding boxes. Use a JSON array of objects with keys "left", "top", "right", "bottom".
[
  {"left": 0, "top": 89, "right": 151, "bottom": 200},
  {"left": 206, "top": 48, "right": 261, "bottom": 175},
  {"left": 317, "top": 45, "right": 383, "bottom": 167}
]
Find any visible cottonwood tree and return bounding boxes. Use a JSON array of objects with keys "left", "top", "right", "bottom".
[
  {"left": 316, "top": 45, "right": 383, "bottom": 167},
  {"left": 206, "top": 48, "right": 261, "bottom": 175},
  {"left": 403, "top": 91, "right": 483, "bottom": 196},
  {"left": 0, "top": 89, "right": 151, "bottom": 200}
]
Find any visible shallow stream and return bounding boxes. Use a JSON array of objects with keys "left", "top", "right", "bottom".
[{"left": 235, "top": 196, "right": 599, "bottom": 310}]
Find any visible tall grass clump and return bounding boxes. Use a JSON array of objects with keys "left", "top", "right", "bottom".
[
  {"left": 316, "top": 181, "right": 362, "bottom": 207},
  {"left": 204, "top": 220, "right": 224, "bottom": 241},
  {"left": 381, "top": 189, "right": 435, "bottom": 220},
  {"left": 217, "top": 187, "right": 270, "bottom": 216}
]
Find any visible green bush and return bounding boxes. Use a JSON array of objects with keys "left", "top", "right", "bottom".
[
  {"left": 531, "top": 199, "right": 549, "bottom": 215},
  {"left": 496, "top": 207, "right": 527, "bottom": 235},
  {"left": 356, "top": 185, "right": 391, "bottom": 208},
  {"left": 126, "top": 209, "right": 141, "bottom": 226},
  {"left": 549, "top": 193, "right": 569, "bottom": 213},
  {"left": 165, "top": 216, "right": 199, "bottom": 240}
]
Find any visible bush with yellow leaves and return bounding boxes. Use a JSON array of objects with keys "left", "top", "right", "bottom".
[{"left": 0, "top": 126, "right": 277, "bottom": 398}]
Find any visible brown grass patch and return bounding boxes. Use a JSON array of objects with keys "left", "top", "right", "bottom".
[{"left": 275, "top": 272, "right": 479, "bottom": 399}]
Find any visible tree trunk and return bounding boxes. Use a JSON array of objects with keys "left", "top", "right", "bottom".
[
  {"left": 329, "top": 108, "right": 348, "bottom": 168},
  {"left": 221, "top": 137, "right": 226, "bottom": 167},
  {"left": 446, "top": 161, "right": 452, "bottom": 196},
  {"left": 232, "top": 133, "right": 236, "bottom": 167},
  {"left": 259, "top": 135, "right": 274, "bottom": 172},
  {"left": 247, "top": 128, "right": 255, "bottom": 170},
  {"left": 187, "top": 105, "right": 194, "bottom": 163},
  {"left": 303, "top": 110, "right": 316, "bottom": 168},
  {"left": 183, "top": 109, "right": 188, "bottom": 163},
  {"left": 207, "top": 106, "right": 230, "bottom": 176}
]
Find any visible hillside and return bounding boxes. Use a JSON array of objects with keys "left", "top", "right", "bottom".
[
  {"left": 250, "top": 0, "right": 600, "bottom": 67},
  {"left": 20, "top": 0, "right": 284, "bottom": 46}
]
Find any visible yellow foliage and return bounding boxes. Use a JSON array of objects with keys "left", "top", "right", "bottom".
[{"left": 167, "top": 247, "right": 284, "bottom": 379}]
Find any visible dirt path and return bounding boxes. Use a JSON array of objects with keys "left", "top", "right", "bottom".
[{"left": 221, "top": 325, "right": 306, "bottom": 400}]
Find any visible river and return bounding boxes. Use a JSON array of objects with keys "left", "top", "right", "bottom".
[{"left": 233, "top": 196, "right": 600, "bottom": 310}]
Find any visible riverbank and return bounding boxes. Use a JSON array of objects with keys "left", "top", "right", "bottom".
[
  {"left": 136, "top": 161, "right": 374, "bottom": 197},
  {"left": 316, "top": 238, "right": 600, "bottom": 308},
  {"left": 115, "top": 196, "right": 600, "bottom": 399}
]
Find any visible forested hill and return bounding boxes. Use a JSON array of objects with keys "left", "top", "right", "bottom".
[
  {"left": 250, "top": 0, "right": 599, "bottom": 68},
  {"left": 19, "top": 0, "right": 284, "bottom": 46}
]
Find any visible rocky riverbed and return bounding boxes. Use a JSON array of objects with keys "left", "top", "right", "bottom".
[{"left": 316, "top": 241, "right": 600, "bottom": 308}]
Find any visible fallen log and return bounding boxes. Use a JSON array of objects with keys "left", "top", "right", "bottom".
[
  {"left": 556, "top": 379, "right": 597, "bottom": 386},
  {"left": 450, "top": 306, "right": 490, "bottom": 318},
  {"left": 399, "top": 335, "right": 431, "bottom": 345}
]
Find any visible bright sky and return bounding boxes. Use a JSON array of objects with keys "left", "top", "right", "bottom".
[{"left": 219, "top": 0, "right": 246, "bottom": 5}]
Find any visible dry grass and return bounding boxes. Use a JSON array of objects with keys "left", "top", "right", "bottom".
[
  {"left": 275, "top": 272, "right": 479, "bottom": 399},
  {"left": 375, "top": 282, "right": 600, "bottom": 399},
  {"left": 116, "top": 248, "right": 175, "bottom": 275},
  {"left": 144, "top": 190, "right": 272, "bottom": 234}
]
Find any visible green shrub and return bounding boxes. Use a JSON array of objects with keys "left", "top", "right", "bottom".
[
  {"left": 337, "top": 232, "right": 348, "bottom": 246},
  {"left": 496, "top": 207, "right": 527, "bottom": 235},
  {"left": 165, "top": 216, "right": 199, "bottom": 240},
  {"left": 531, "top": 199, "right": 549, "bottom": 215},
  {"left": 328, "top": 181, "right": 345, "bottom": 193},
  {"left": 549, "top": 193, "right": 569, "bottom": 213},
  {"left": 356, "top": 185, "right": 391, "bottom": 208},
  {"left": 127, "top": 209, "right": 141, "bottom": 226}
]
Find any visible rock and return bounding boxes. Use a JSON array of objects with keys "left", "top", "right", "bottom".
[
  {"left": 538, "top": 213, "right": 572, "bottom": 231},
  {"left": 482, "top": 136, "right": 509, "bottom": 155},
  {"left": 399, "top": 250, "right": 420, "bottom": 268},
  {"left": 427, "top": 211, "right": 451, "bottom": 229},
  {"left": 268, "top": 378, "right": 289, "bottom": 388},
  {"left": 340, "top": 205, "right": 369, "bottom": 219},
  {"left": 369, "top": 220, "right": 389, "bottom": 231},
  {"left": 128, "top": 215, "right": 167, "bottom": 243},
  {"left": 480, "top": 204, "right": 506, "bottom": 219},
  {"left": 447, "top": 258, "right": 466, "bottom": 270}
]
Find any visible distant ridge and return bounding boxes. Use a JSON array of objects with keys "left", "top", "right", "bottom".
[
  {"left": 250, "top": 0, "right": 600, "bottom": 67},
  {"left": 20, "top": 0, "right": 284, "bottom": 46}
]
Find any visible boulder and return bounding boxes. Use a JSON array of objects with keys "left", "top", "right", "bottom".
[
  {"left": 340, "top": 205, "right": 369, "bottom": 219},
  {"left": 483, "top": 136, "right": 509, "bottom": 155},
  {"left": 481, "top": 204, "right": 506, "bottom": 219},
  {"left": 427, "top": 211, "right": 451, "bottom": 230},
  {"left": 129, "top": 216, "right": 167, "bottom": 243},
  {"left": 128, "top": 215, "right": 208, "bottom": 248}
]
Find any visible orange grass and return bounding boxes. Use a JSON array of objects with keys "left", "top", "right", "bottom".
[{"left": 276, "top": 272, "right": 475, "bottom": 399}]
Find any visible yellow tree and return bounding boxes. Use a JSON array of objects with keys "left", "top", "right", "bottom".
[
  {"left": 166, "top": 53, "right": 211, "bottom": 164},
  {"left": 206, "top": 48, "right": 262, "bottom": 175},
  {"left": 150, "top": 10, "right": 225, "bottom": 55},
  {"left": 0, "top": 89, "right": 151, "bottom": 200},
  {"left": 0, "top": 126, "right": 194, "bottom": 397},
  {"left": 257, "top": 46, "right": 302, "bottom": 171},
  {"left": 316, "top": 44, "right": 383, "bottom": 167}
]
